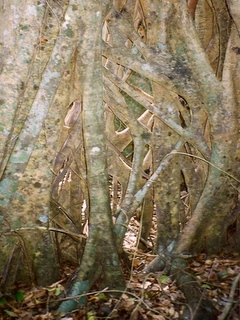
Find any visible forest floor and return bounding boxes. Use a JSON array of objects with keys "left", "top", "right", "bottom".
[{"left": 0, "top": 217, "right": 240, "bottom": 320}]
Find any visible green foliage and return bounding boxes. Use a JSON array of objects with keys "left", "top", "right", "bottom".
[
  {"left": 158, "top": 274, "right": 170, "bottom": 284},
  {"left": 0, "top": 297, "right": 7, "bottom": 306},
  {"left": 96, "top": 293, "right": 108, "bottom": 301},
  {"left": 87, "top": 311, "right": 96, "bottom": 320},
  {"left": 201, "top": 284, "right": 211, "bottom": 289},
  {"left": 4, "top": 310, "right": 18, "bottom": 317},
  {"left": 15, "top": 291, "right": 25, "bottom": 302}
]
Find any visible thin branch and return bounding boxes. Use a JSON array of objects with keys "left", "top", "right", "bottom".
[
  {"left": 3, "top": 226, "right": 86, "bottom": 239},
  {"left": 172, "top": 152, "right": 240, "bottom": 185},
  {"left": 218, "top": 273, "right": 240, "bottom": 320},
  {"left": 104, "top": 67, "right": 211, "bottom": 159}
]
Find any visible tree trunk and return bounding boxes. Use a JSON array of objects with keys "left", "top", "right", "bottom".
[
  {"left": 1, "top": 0, "right": 239, "bottom": 316},
  {"left": 0, "top": 0, "right": 82, "bottom": 288},
  {"left": 57, "top": 1, "right": 125, "bottom": 313}
]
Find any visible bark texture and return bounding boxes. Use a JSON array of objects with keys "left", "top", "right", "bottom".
[
  {"left": 57, "top": 0, "right": 125, "bottom": 312},
  {"left": 0, "top": 0, "right": 239, "bottom": 315}
]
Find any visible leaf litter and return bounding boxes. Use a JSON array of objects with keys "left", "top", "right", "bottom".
[{"left": 0, "top": 217, "right": 239, "bottom": 319}]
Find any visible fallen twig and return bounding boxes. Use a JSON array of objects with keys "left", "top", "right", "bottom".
[{"left": 218, "top": 273, "right": 240, "bottom": 320}]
